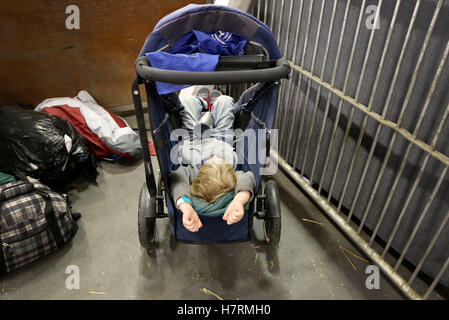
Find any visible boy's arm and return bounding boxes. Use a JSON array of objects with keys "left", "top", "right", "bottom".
[
  {"left": 169, "top": 165, "right": 198, "bottom": 202},
  {"left": 169, "top": 166, "right": 202, "bottom": 232},
  {"left": 178, "top": 201, "right": 203, "bottom": 232},
  {"left": 223, "top": 189, "right": 252, "bottom": 225},
  {"left": 223, "top": 171, "right": 255, "bottom": 225},
  {"left": 234, "top": 171, "right": 256, "bottom": 203}
]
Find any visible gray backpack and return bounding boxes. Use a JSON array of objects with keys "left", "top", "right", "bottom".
[{"left": 0, "top": 176, "right": 79, "bottom": 275}]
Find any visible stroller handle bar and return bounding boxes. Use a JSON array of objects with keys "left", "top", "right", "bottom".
[{"left": 135, "top": 56, "right": 291, "bottom": 84}]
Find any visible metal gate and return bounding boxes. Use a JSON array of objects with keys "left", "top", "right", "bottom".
[{"left": 249, "top": 0, "right": 449, "bottom": 300}]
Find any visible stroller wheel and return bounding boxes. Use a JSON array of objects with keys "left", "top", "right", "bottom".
[
  {"left": 138, "top": 182, "right": 156, "bottom": 248},
  {"left": 263, "top": 180, "right": 281, "bottom": 246}
]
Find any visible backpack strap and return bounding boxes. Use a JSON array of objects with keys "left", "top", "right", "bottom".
[
  {"left": 34, "top": 190, "right": 65, "bottom": 248},
  {"left": 15, "top": 174, "right": 65, "bottom": 249}
]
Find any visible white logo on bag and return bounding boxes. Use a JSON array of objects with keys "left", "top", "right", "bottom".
[
  {"left": 65, "top": 5, "right": 80, "bottom": 30},
  {"left": 65, "top": 265, "right": 80, "bottom": 290}
]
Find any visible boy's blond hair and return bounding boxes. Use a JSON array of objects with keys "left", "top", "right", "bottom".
[{"left": 191, "top": 161, "right": 237, "bottom": 203}]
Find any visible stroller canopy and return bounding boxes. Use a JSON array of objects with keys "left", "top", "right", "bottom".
[{"left": 138, "top": 4, "right": 282, "bottom": 60}]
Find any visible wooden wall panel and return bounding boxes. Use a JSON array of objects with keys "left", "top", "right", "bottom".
[{"left": 0, "top": 0, "right": 205, "bottom": 108}]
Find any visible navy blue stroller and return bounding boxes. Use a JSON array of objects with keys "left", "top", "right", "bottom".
[{"left": 132, "top": 4, "right": 290, "bottom": 247}]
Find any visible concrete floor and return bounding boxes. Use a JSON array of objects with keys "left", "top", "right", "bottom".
[
  {"left": 0, "top": 167, "right": 405, "bottom": 300},
  {"left": 0, "top": 113, "right": 407, "bottom": 300}
]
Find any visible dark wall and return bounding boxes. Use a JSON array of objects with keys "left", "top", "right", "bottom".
[{"left": 0, "top": 0, "right": 205, "bottom": 108}]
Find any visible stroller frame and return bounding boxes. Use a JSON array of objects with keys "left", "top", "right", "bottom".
[{"left": 131, "top": 4, "right": 290, "bottom": 247}]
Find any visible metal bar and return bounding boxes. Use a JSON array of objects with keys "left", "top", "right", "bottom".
[
  {"left": 396, "top": 0, "right": 444, "bottom": 127},
  {"left": 310, "top": 0, "right": 352, "bottom": 183},
  {"left": 316, "top": 0, "right": 367, "bottom": 193},
  {"left": 423, "top": 255, "right": 449, "bottom": 300},
  {"left": 276, "top": 0, "right": 285, "bottom": 46},
  {"left": 275, "top": 0, "right": 304, "bottom": 133},
  {"left": 288, "top": 63, "right": 449, "bottom": 168},
  {"left": 264, "top": 0, "right": 268, "bottom": 25},
  {"left": 284, "top": 0, "right": 315, "bottom": 161},
  {"left": 326, "top": 0, "right": 382, "bottom": 201},
  {"left": 340, "top": 0, "right": 401, "bottom": 217},
  {"left": 379, "top": 38, "right": 449, "bottom": 257},
  {"left": 271, "top": 0, "right": 280, "bottom": 128},
  {"left": 273, "top": 0, "right": 286, "bottom": 129},
  {"left": 394, "top": 166, "right": 448, "bottom": 271},
  {"left": 334, "top": 0, "right": 398, "bottom": 216},
  {"left": 271, "top": 0, "right": 448, "bottom": 301},
  {"left": 276, "top": 0, "right": 295, "bottom": 135},
  {"left": 347, "top": 0, "right": 422, "bottom": 224},
  {"left": 275, "top": 0, "right": 305, "bottom": 134},
  {"left": 409, "top": 208, "right": 449, "bottom": 286},
  {"left": 284, "top": 0, "right": 321, "bottom": 160},
  {"left": 365, "top": 13, "right": 447, "bottom": 243},
  {"left": 380, "top": 150, "right": 440, "bottom": 257},
  {"left": 300, "top": 0, "right": 338, "bottom": 177},
  {"left": 132, "top": 78, "right": 157, "bottom": 196},
  {"left": 395, "top": 106, "right": 449, "bottom": 268},
  {"left": 275, "top": 1, "right": 299, "bottom": 128},
  {"left": 256, "top": 0, "right": 261, "bottom": 19},
  {"left": 274, "top": 150, "right": 422, "bottom": 300},
  {"left": 282, "top": 85, "right": 301, "bottom": 162},
  {"left": 270, "top": 0, "right": 276, "bottom": 31},
  {"left": 283, "top": 0, "right": 294, "bottom": 55}
]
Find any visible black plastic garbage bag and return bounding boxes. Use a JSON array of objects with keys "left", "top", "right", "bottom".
[{"left": 0, "top": 104, "right": 98, "bottom": 190}]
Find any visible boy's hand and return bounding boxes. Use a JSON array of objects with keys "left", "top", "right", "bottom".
[
  {"left": 179, "top": 202, "right": 203, "bottom": 232},
  {"left": 223, "top": 190, "right": 251, "bottom": 225}
]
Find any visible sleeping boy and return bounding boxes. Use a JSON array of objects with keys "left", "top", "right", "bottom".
[{"left": 169, "top": 88, "right": 255, "bottom": 233}]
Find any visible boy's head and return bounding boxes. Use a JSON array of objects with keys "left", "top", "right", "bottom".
[{"left": 190, "top": 156, "right": 237, "bottom": 203}]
